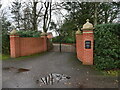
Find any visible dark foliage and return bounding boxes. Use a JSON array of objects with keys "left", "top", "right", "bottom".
[
  {"left": 94, "top": 23, "right": 120, "bottom": 70},
  {"left": 17, "top": 30, "right": 41, "bottom": 37},
  {"left": 52, "top": 36, "right": 75, "bottom": 43}
]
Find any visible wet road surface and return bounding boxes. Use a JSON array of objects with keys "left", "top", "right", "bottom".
[{"left": 2, "top": 52, "right": 118, "bottom": 88}]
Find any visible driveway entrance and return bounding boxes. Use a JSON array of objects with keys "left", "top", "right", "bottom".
[
  {"left": 50, "top": 43, "right": 76, "bottom": 53},
  {"left": 2, "top": 52, "right": 118, "bottom": 88}
]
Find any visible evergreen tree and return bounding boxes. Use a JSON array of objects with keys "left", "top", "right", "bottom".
[
  {"left": 1, "top": 11, "right": 11, "bottom": 54},
  {"left": 60, "top": 2, "right": 120, "bottom": 37},
  {"left": 21, "top": 5, "right": 32, "bottom": 30},
  {"left": 10, "top": 0, "right": 22, "bottom": 30}
]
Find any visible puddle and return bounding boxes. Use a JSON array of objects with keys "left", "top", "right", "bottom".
[
  {"left": 36, "top": 73, "right": 71, "bottom": 86},
  {"left": 17, "top": 68, "right": 30, "bottom": 73},
  {"left": 3, "top": 67, "right": 30, "bottom": 73}
]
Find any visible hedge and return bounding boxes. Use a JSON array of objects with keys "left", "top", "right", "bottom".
[
  {"left": 2, "top": 34, "right": 10, "bottom": 54},
  {"left": 17, "top": 30, "right": 41, "bottom": 37},
  {"left": 94, "top": 23, "right": 120, "bottom": 70},
  {"left": 2, "top": 20, "right": 11, "bottom": 55}
]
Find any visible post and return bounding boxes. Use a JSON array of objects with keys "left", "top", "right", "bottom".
[
  {"left": 59, "top": 34, "right": 62, "bottom": 52},
  {"left": 10, "top": 30, "right": 20, "bottom": 58}
]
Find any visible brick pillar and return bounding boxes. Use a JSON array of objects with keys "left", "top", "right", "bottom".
[
  {"left": 76, "top": 30, "right": 83, "bottom": 62},
  {"left": 43, "top": 36, "right": 47, "bottom": 51},
  {"left": 76, "top": 19, "right": 94, "bottom": 65},
  {"left": 10, "top": 35, "right": 20, "bottom": 58},
  {"left": 41, "top": 32, "right": 47, "bottom": 51},
  {"left": 81, "top": 19, "right": 94, "bottom": 65}
]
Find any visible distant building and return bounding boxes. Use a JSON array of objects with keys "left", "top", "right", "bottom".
[{"left": 47, "top": 32, "right": 53, "bottom": 39}]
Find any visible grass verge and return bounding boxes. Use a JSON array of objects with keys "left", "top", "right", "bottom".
[
  {"left": 0, "top": 54, "right": 10, "bottom": 60},
  {"left": 91, "top": 65, "right": 120, "bottom": 76},
  {"left": 101, "top": 70, "right": 120, "bottom": 76},
  {"left": 0, "top": 52, "right": 47, "bottom": 61}
]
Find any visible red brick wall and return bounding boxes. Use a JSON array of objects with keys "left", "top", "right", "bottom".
[
  {"left": 20, "top": 37, "right": 45, "bottom": 56},
  {"left": 10, "top": 35, "right": 47, "bottom": 58}
]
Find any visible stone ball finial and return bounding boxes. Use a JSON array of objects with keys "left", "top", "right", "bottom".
[
  {"left": 40, "top": 32, "right": 47, "bottom": 36},
  {"left": 10, "top": 29, "right": 17, "bottom": 35},
  {"left": 81, "top": 19, "right": 94, "bottom": 30},
  {"left": 76, "top": 29, "right": 82, "bottom": 35},
  {"left": 86, "top": 19, "right": 89, "bottom": 22}
]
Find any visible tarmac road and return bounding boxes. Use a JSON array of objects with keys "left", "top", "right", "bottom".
[{"left": 2, "top": 52, "right": 118, "bottom": 88}]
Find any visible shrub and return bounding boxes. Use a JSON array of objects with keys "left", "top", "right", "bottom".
[
  {"left": 52, "top": 36, "right": 60, "bottom": 43},
  {"left": 94, "top": 23, "right": 120, "bottom": 70}
]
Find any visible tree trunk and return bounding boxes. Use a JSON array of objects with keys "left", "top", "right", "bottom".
[
  {"left": 94, "top": 3, "right": 98, "bottom": 26},
  {"left": 43, "top": 2, "right": 49, "bottom": 33},
  {"left": 32, "top": 1, "right": 38, "bottom": 31},
  {"left": 43, "top": 2, "right": 52, "bottom": 33},
  {"left": 105, "top": 10, "right": 108, "bottom": 23}
]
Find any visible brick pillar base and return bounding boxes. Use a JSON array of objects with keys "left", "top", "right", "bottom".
[
  {"left": 82, "top": 31, "right": 94, "bottom": 65},
  {"left": 41, "top": 35, "right": 47, "bottom": 51},
  {"left": 10, "top": 35, "right": 20, "bottom": 58}
]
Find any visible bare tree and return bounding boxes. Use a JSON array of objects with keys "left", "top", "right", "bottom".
[{"left": 29, "top": 0, "right": 43, "bottom": 31}]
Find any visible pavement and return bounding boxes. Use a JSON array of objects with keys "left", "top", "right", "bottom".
[{"left": 2, "top": 52, "right": 118, "bottom": 88}]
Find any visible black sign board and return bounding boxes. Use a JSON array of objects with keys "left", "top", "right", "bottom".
[{"left": 85, "top": 41, "right": 91, "bottom": 49}]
